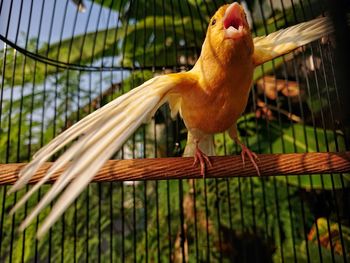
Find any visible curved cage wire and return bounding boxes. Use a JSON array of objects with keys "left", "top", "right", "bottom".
[{"left": 0, "top": 0, "right": 349, "bottom": 262}]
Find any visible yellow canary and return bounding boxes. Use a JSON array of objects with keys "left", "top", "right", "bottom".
[{"left": 8, "top": 2, "right": 333, "bottom": 238}]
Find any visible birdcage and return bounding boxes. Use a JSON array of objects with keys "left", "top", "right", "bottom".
[{"left": 0, "top": 0, "right": 349, "bottom": 262}]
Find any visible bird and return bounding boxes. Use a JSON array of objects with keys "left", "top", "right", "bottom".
[{"left": 8, "top": 2, "right": 333, "bottom": 238}]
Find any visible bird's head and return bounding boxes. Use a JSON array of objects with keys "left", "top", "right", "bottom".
[{"left": 199, "top": 2, "right": 254, "bottom": 66}]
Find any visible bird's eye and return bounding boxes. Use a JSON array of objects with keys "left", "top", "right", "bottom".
[{"left": 211, "top": 19, "right": 216, "bottom": 26}]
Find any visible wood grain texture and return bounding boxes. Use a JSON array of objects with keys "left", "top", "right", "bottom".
[{"left": 0, "top": 152, "right": 349, "bottom": 185}]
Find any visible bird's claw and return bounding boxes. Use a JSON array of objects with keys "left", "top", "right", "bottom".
[
  {"left": 240, "top": 144, "right": 260, "bottom": 176},
  {"left": 193, "top": 147, "right": 212, "bottom": 177}
]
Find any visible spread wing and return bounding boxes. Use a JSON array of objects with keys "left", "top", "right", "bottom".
[
  {"left": 8, "top": 73, "right": 187, "bottom": 238},
  {"left": 253, "top": 16, "right": 333, "bottom": 66}
]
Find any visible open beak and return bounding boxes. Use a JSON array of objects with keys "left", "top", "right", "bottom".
[{"left": 223, "top": 3, "right": 245, "bottom": 39}]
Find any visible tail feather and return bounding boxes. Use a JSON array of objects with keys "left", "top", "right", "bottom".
[
  {"left": 253, "top": 16, "right": 333, "bottom": 66},
  {"left": 9, "top": 74, "right": 177, "bottom": 238}
]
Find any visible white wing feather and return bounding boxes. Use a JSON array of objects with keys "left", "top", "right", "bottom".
[
  {"left": 253, "top": 16, "right": 333, "bottom": 65},
  {"left": 9, "top": 74, "right": 176, "bottom": 238}
]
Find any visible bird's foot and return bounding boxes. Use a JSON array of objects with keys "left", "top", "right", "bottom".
[
  {"left": 240, "top": 144, "right": 260, "bottom": 176},
  {"left": 193, "top": 146, "right": 212, "bottom": 177}
]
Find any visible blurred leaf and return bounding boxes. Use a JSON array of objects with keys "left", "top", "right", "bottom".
[
  {"left": 307, "top": 96, "right": 329, "bottom": 114},
  {"left": 253, "top": 57, "right": 284, "bottom": 82},
  {"left": 275, "top": 240, "right": 348, "bottom": 263},
  {"left": 267, "top": 123, "right": 348, "bottom": 189},
  {"left": 307, "top": 217, "right": 350, "bottom": 256}
]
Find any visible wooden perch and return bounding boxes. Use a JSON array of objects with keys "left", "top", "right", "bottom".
[{"left": 0, "top": 152, "right": 349, "bottom": 185}]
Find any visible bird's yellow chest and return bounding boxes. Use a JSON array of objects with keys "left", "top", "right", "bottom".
[{"left": 180, "top": 63, "right": 254, "bottom": 134}]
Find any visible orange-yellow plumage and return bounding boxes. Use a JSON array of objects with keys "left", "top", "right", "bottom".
[{"left": 171, "top": 4, "right": 254, "bottom": 134}]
